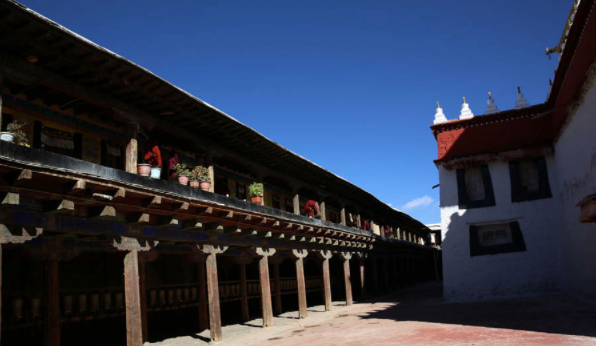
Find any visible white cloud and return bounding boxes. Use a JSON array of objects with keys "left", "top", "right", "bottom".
[{"left": 402, "top": 196, "right": 434, "bottom": 210}]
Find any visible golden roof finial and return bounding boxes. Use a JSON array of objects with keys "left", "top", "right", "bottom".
[
  {"left": 488, "top": 92, "right": 492, "bottom": 99},
  {"left": 437, "top": 101, "right": 440, "bottom": 108},
  {"left": 463, "top": 96, "right": 466, "bottom": 103}
]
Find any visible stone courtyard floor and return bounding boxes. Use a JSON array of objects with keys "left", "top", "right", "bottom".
[{"left": 147, "top": 282, "right": 596, "bottom": 346}]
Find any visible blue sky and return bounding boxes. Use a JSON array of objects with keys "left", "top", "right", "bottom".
[{"left": 18, "top": 0, "right": 571, "bottom": 224}]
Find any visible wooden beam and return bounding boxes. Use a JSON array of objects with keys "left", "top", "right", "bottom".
[
  {"left": 124, "top": 250, "right": 143, "bottom": 346},
  {"left": 45, "top": 199, "right": 75, "bottom": 214},
  {"left": 126, "top": 213, "right": 150, "bottom": 225},
  {"left": 65, "top": 180, "right": 86, "bottom": 196},
  {"left": 144, "top": 196, "right": 161, "bottom": 208},
  {"left": 13, "top": 169, "right": 32, "bottom": 186},
  {"left": 1, "top": 192, "right": 18, "bottom": 206},
  {"left": 89, "top": 205, "right": 118, "bottom": 221}
]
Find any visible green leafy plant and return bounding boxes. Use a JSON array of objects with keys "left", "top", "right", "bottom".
[
  {"left": 190, "top": 166, "right": 210, "bottom": 182},
  {"left": 248, "top": 182, "right": 264, "bottom": 197},
  {"left": 7, "top": 120, "right": 28, "bottom": 145},
  {"left": 174, "top": 163, "right": 190, "bottom": 177}
]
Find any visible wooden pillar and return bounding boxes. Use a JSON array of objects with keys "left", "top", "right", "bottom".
[
  {"left": 356, "top": 214, "right": 362, "bottom": 229},
  {"left": 239, "top": 261, "right": 250, "bottom": 322},
  {"left": 319, "top": 250, "right": 333, "bottom": 311},
  {"left": 319, "top": 200, "right": 326, "bottom": 221},
  {"left": 139, "top": 255, "right": 148, "bottom": 342},
  {"left": 358, "top": 255, "right": 366, "bottom": 301},
  {"left": 124, "top": 251, "right": 143, "bottom": 346},
  {"left": 125, "top": 123, "right": 138, "bottom": 174},
  {"left": 383, "top": 258, "right": 390, "bottom": 293},
  {"left": 292, "top": 249, "right": 308, "bottom": 319},
  {"left": 205, "top": 151, "right": 215, "bottom": 193},
  {"left": 0, "top": 72, "right": 4, "bottom": 130},
  {"left": 196, "top": 244, "right": 227, "bottom": 341},
  {"left": 393, "top": 257, "right": 399, "bottom": 290},
  {"left": 256, "top": 247, "right": 275, "bottom": 327},
  {"left": 44, "top": 256, "right": 60, "bottom": 346},
  {"left": 0, "top": 244, "right": 2, "bottom": 346},
  {"left": 198, "top": 259, "right": 208, "bottom": 331},
  {"left": 272, "top": 260, "right": 282, "bottom": 315},
  {"left": 293, "top": 193, "right": 300, "bottom": 215},
  {"left": 340, "top": 207, "right": 346, "bottom": 226},
  {"left": 340, "top": 252, "right": 353, "bottom": 306},
  {"left": 372, "top": 258, "right": 379, "bottom": 296}
]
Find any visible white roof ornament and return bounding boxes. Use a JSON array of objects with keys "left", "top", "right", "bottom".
[
  {"left": 514, "top": 86, "right": 530, "bottom": 109},
  {"left": 485, "top": 92, "right": 500, "bottom": 114},
  {"left": 434, "top": 101, "right": 448, "bottom": 125},
  {"left": 459, "top": 97, "right": 474, "bottom": 120}
]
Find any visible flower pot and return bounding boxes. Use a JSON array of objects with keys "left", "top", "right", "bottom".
[
  {"left": 137, "top": 163, "right": 151, "bottom": 177},
  {"left": 251, "top": 196, "right": 263, "bottom": 204},
  {"left": 178, "top": 175, "right": 189, "bottom": 185},
  {"left": 150, "top": 167, "right": 162, "bottom": 179},
  {"left": 200, "top": 181, "right": 211, "bottom": 191},
  {"left": 189, "top": 180, "right": 199, "bottom": 188},
  {"left": 0, "top": 132, "right": 14, "bottom": 142}
]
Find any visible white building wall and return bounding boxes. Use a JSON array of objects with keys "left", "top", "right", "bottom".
[
  {"left": 439, "top": 159, "right": 565, "bottom": 301},
  {"left": 554, "top": 79, "right": 596, "bottom": 302}
]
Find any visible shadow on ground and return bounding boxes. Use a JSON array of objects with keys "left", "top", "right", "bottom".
[{"left": 362, "top": 281, "right": 596, "bottom": 338}]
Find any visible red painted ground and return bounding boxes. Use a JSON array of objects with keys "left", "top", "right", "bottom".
[{"left": 149, "top": 282, "right": 596, "bottom": 346}]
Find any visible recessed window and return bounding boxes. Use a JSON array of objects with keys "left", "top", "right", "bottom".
[
  {"left": 470, "top": 221, "right": 526, "bottom": 257},
  {"left": 509, "top": 157, "right": 552, "bottom": 202},
  {"left": 456, "top": 165, "right": 496, "bottom": 209}
]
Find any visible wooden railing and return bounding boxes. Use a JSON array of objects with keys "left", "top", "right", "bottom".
[{"left": 2, "top": 276, "right": 330, "bottom": 329}]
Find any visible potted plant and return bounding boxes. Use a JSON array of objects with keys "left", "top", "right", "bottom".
[
  {"left": 190, "top": 166, "right": 211, "bottom": 191},
  {"left": 174, "top": 163, "right": 190, "bottom": 185},
  {"left": 189, "top": 166, "right": 200, "bottom": 188},
  {"left": 137, "top": 163, "right": 151, "bottom": 177},
  {"left": 248, "top": 182, "right": 264, "bottom": 204},
  {"left": 1, "top": 120, "right": 28, "bottom": 145}
]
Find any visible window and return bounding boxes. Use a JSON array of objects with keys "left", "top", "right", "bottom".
[
  {"left": 469, "top": 221, "right": 526, "bottom": 257},
  {"left": 509, "top": 157, "right": 552, "bottom": 202},
  {"left": 456, "top": 165, "right": 495, "bottom": 209}
]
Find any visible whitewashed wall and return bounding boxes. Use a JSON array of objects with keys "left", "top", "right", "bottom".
[
  {"left": 554, "top": 79, "right": 596, "bottom": 302},
  {"left": 439, "top": 159, "right": 565, "bottom": 301}
]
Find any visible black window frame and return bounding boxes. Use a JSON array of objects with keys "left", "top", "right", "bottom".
[
  {"left": 456, "top": 165, "right": 496, "bottom": 209},
  {"left": 509, "top": 157, "right": 552, "bottom": 203},
  {"left": 469, "top": 221, "right": 526, "bottom": 257}
]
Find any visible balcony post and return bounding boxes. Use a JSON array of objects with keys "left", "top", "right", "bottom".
[{"left": 125, "top": 123, "right": 138, "bottom": 174}]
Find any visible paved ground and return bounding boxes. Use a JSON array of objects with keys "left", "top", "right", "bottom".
[{"left": 147, "top": 282, "right": 596, "bottom": 346}]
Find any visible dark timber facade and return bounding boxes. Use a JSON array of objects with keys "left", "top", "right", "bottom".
[{"left": 0, "top": 1, "right": 439, "bottom": 345}]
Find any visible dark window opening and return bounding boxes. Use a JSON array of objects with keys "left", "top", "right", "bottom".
[
  {"left": 509, "top": 157, "right": 552, "bottom": 202},
  {"left": 470, "top": 221, "right": 526, "bottom": 257},
  {"left": 456, "top": 165, "right": 496, "bottom": 209}
]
